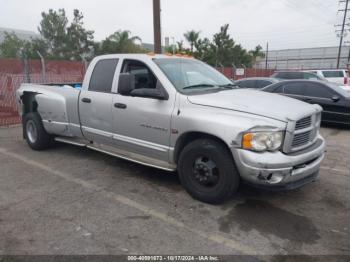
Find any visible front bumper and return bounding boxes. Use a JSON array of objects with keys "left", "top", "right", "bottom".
[{"left": 232, "top": 135, "right": 326, "bottom": 190}]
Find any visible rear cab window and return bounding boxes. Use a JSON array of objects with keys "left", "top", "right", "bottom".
[{"left": 89, "top": 59, "right": 119, "bottom": 92}]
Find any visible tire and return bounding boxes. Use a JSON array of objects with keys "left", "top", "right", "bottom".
[
  {"left": 178, "top": 139, "right": 239, "bottom": 204},
  {"left": 23, "top": 112, "right": 53, "bottom": 150}
]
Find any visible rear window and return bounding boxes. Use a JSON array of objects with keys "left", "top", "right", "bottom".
[
  {"left": 89, "top": 59, "right": 119, "bottom": 92},
  {"left": 274, "top": 72, "right": 302, "bottom": 79},
  {"left": 321, "top": 71, "right": 344, "bottom": 78}
]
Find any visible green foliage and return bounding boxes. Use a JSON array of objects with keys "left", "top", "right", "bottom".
[
  {"left": 66, "top": 9, "right": 94, "bottom": 60},
  {"left": 95, "top": 30, "right": 145, "bottom": 55},
  {"left": 183, "top": 30, "right": 200, "bottom": 53},
  {"left": 0, "top": 32, "right": 26, "bottom": 58},
  {"left": 249, "top": 45, "right": 265, "bottom": 66},
  {"left": 190, "top": 24, "right": 256, "bottom": 67},
  {"left": 37, "top": 8, "right": 94, "bottom": 60},
  {"left": 37, "top": 9, "right": 68, "bottom": 59}
]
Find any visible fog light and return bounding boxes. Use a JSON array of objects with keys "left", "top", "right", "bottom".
[{"left": 268, "top": 173, "right": 284, "bottom": 184}]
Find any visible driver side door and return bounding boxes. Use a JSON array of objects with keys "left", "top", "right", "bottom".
[{"left": 112, "top": 59, "right": 176, "bottom": 163}]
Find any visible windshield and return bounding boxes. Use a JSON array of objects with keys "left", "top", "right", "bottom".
[{"left": 153, "top": 58, "right": 234, "bottom": 92}]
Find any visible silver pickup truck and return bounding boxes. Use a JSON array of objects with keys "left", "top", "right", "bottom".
[{"left": 16, "top": 54, "right": 326, "bottom": 203}]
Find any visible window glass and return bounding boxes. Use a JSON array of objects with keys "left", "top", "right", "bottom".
[
  {"left": 154, "top": 58, "right": 232, "bottom": 92},
  {"left": 256, "top": 80, "right": 272, "bottom": 88},
  {"left": 303, "top": 73, "right": 319, "bottom": 79},
  {"left": 276, "top": 72, "right": 303, "bottom": 79},
  {"left": 283, "top": 83, "right": 304, "bottom": 95},
  {"left": 321, "top": 71, "right": 344, "bottom": 78},
  {"left": 304, "top": 83, "right": 333, "bottom": 98},
  {"left": 89, "top": 59, "right": 118, "bottom": 92},
  {"left": 122, "top": 60, "right": 157, "bottom": 89},
  {"left": 237, "top": 80, "right": 256, "bottom": 88}
]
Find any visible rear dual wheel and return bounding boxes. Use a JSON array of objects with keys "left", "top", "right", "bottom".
[{"left": 23, "top": 112, "right": 53, "bottom": 150}]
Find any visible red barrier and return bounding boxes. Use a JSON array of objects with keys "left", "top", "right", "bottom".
[
  {"left": 217, "top": 67, "right": 276, "bottom": 80},
  {"left": 0, "top": 58, "right": 85, "bottom": 126}
]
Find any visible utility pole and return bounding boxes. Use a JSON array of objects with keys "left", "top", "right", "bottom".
[
  {"left": 153, "top": 0, "right": 162, "bottom": 54},
  {"left": 336, "top": 0, "right": 350, "bottom": 68},
  {"left": 265, "top": 42, "right": 269, "bottom": 69}
]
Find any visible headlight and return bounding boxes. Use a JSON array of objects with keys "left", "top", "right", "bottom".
[{"left": 242, "top": 131, "right": 284, "bottom": 152}]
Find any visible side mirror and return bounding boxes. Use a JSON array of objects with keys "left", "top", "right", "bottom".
[
  {"left": 331, "top": 95, "right": 340, "bottom": 102},
  {"left": 118, "top": 73, "right": 135, "bottom": 95},
  {"left": 130, "top": 88, "right": 168, "bottom": 100}
]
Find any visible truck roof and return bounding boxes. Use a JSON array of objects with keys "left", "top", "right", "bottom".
[{"left": 93, "top": 53, "right": 195, "bottom": 61}]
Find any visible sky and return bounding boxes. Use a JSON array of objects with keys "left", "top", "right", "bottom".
[{"left": 0, "top": 0, "right": 344, "bottom": 51}]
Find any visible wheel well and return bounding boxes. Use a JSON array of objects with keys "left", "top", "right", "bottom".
[
  {"left": 174, "top": 132, "right": 232, "bottom": 164},
  {"left": 21, "top": 92, "right": 39, "bottom": 115},
  {"left": 21, "top": 92, "right": 39, "bottom": 139}
]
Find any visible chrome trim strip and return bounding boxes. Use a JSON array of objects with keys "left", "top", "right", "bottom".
[
  {"left": 81, "top": 126, "right": 173, "bottom": 153},
  {"left": 112, "top": 133, "right": 170, "bottom": 152},
  {"left": 82, "top": 126, "right": 113, "bottom": 138},
  {"left": 42, "top": 120, "right": 81, "bottom": 129}
]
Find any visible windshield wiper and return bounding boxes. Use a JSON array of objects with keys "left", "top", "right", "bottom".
[{"left": 183, "top": 84, "right": 217, "bottom": 90}]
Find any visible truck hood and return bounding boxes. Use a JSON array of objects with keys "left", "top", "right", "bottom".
[{"left": 187, "top": 89, "right": 321, "bottom": 122}]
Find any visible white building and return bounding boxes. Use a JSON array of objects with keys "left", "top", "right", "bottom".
[{"left": 255, "top": 46, "right": 350, "bottom": 70}]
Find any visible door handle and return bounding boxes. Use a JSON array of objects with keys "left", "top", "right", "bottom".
[
  {"left": 81, "top": 97, "right": 91, "bottom": 103},
  {"left": 114, "top": 103, "right": 127, "bottom": 109}
]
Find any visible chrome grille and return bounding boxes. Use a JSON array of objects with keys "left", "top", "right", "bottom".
[
  {"left": 283, "top": 112, "right": 321, "bottom": 153},
  {"left": 292, "top": 131, "right": 311, "bottom": 147},
  {"left": 295, "top": 116, "right": 312, "bottom": 130}
]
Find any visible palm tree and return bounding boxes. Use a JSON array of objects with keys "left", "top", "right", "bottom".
[
  {"left": 183, "top": 30, "right": 200, "bottom": 53},
  {"left": 249, "top": 45, "right": 265, "bottom": 65},
  {"left": 109, "top": 30, "right": 141, "bottom": 52},
  {"left": 97, "top": 30, "right": 142, "bottom": 54}
]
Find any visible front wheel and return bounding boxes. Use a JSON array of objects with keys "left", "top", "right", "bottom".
[
  {"left": 23, "top": 112, "right": 53, "bottom": 150},
  {"left": 178, "top": 139, "right": 240, "bottom": 204}
]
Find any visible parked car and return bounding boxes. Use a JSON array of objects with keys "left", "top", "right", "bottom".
[
  {"left": 16, "top": 54, "right": 325, "bottom": 203},
  {"left": 271, "top": 71, "right": 325, "bottom": 81},
  {"left": 262, "top": 80, "right": 350, "bottom": 125},
  {"left": 305, "top": 69, "right": 348, "bottom": 86},
  {"left": 233, "top": 77, "right": 280, "bottom": 89}
]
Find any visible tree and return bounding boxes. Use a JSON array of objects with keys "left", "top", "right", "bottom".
[
  {"left": 0, "top": 32, "right": 26, "bottom": 58},
  {"left": 249, "top": 45, "right": 265, "bottom": 66},
  {"left": 37, "top": 8, "right": 94, "bottom": 60},
  {"left": 66, "top": 9, "right": 94, "bottom": 60},
  {"left": 211, "top": 24, "right": 237, "bottom": 67},
  {"left": 183, "top": 30, "right": 200, "bottom": 53},
  {"left": 194, "top": 37, "right": 214, "bottom": 63},
  {"left": 96, "top": 30, "right": 144, "bottom": 55},
  {"left": 38, "top": 9, "right": 68, "bottom": 59}
]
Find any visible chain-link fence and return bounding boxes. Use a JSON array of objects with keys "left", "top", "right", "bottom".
[{"left": 0, "top": 73, "right": 83, "bottom": 126}]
